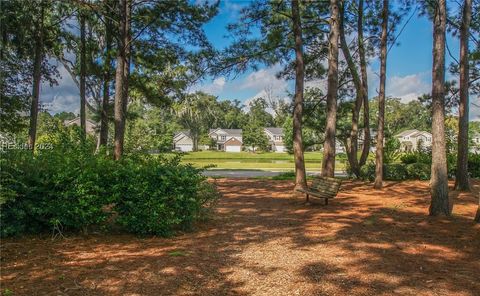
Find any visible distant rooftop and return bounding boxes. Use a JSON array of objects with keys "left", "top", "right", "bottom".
[
  {"left": 209, "top": 128, "right": 242, "bottom": 136},
  {"left": 264, "top": 127, "right": 283, "bottom": 135}
]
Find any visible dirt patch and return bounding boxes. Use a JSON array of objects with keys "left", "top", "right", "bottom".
[{"left": 2, "top": 179, "right": 479, "bottom": 296}]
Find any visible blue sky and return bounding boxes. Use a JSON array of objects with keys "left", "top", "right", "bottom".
[{"left": 41, "top": 0, "right": 479, "bottom": 120}]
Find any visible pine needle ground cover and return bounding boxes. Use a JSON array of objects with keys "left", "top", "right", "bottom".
[{"left": 2, "top": 179, "right": 479, "bottom": 295}]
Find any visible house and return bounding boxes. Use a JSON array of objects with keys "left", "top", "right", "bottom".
[
  {"left": 395, "top": 129, "right": 432, "bottom": 152},
  {"left": 358, "top": 128, "right": 378, "bottom": 152},
  {"left": 264, "top": 127, "right": 286, "bottom": 153},
  {"left": 173, "top": 131, "right": 194, "bottom": 152},
  {"left": 335, "top": 139, "right": 346, "bottom": 154},
  {"left": 471, "top": 133, "right": 480, "bottom": 153},
  {"left": 64, "top": 117, "right": 97, "bottom": 135},
  {"left": 209, "top": 128, "right": 243, "bottom": 152}
]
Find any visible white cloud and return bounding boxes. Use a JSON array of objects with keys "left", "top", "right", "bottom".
[
  {"left": 223, "top": 0, "right": 243, "bottom": 12},
  {"left": 190, "top": 64, "right": 290, "bottom": 100},
  {"left": 386, "top": 72, "right": 431, "bottom": 103},
  {"left": 236, "top": 65, "right": 288, "bottom": 93},
  {"left": 470, "top": 97, "right": 480, "bottom": 121},
  {"left": 191, "top": 77, "right": 226, "bottom": 95},
  {"left": 40, "top": 62, "right": 80, "bottom": 114}
]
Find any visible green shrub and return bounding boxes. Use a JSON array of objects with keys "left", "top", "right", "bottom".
[
  {"left": 113, "top": 156, "right": 218, "bottom": 236},
  {"left": 405, "top": 162, "right": 430, "bottom": 180},
  {"left": 1, "top": 130, "right": 218, "bottom": 237},
  {"left": 384, "top": 163, "right": 408, "bottom": 181},
  {"left": 399, "top": 153, "right": 418, "bottom": 165},
  {"left": 1, "top": 135, "right": 113, "bottom": 236},
  {"left": 359, "top": 162, "right": 376, "bottom": 181},
  {"left": 468, "top": 153, "right": 480, "bottom": 178}
]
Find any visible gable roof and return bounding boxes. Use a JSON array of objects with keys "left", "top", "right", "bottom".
[
  {"left": 209, "top": 128, "right": 242, "bottom": 137},
  {"left": 396, "top": 129, "right": 420, "bottom": 137},
  {"left": 396, "top": 129, "right": 432, "bottom": 138},
  {"left": 224, "top": 136, "right": 242, "bottom": 145},
  {"left": 174, "top": 130, "right": 191, "bottom": 138},
  {"left": 264, "top": 127, "right": 283, "bottom": 136},
  {"left": 64, "top": 117, "right": 97, "bottom": 134}
]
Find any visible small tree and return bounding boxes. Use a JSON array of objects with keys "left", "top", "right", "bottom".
[{"left": 243, "top": 123, "right": 269, "bottom": 152}]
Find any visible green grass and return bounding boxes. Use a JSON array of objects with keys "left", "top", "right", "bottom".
[
  {"left": 181, "top": 151, "right": 327, "bottom": 160},
  {"left": 177, "top": 151, "right": 347, "bottom": 171}
]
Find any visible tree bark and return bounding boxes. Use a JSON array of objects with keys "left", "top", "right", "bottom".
[
  {"left": 357, "top": 0, "right": 370, "bottom": 168},
  {"left": 79, "top": 12, "right": 87, "bottom": 139},
  {"left": 429, "top": 0, "right": 450, "bottom": 216},
  {"left": 455, "top": 0, "right": 472, "bottom": 191},
  {"left": 291, "top": 0, "right": 307, "bottom": 190},
  {"left": 339, "top": 2, "right": 362, "bottom": 177},
  {"left": 321, "top": 0, "right": 340, "bottom": 178},
  {"left": 28, "top": 3, "right": 44, "bottom": 150},
  {"left": 99, "top": 0, "right": 112, "bottom": 148},
  {"left": 113, "top": 0, "right": 131, "bottom": 160},
  {"left": 374, "top": 0, "right": 389, "bottom": 189}
]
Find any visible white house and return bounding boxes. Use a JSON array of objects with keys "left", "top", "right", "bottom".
[
  {"left": 335, "top": 139, "right": 346, "bottom": 153},
  {"left": 64, "top": 117, "right": 97, "bottom": 135},
  {"left": 173, "top": 131, "right": 194, "bottom": 152},
  {"left": 209, "top": 128, "right": 243, "bottom": 152},
  {"left": 471, "top": 133, "right": 480, "bottom": 153},
  {"left": 358, "top": 128, "right": 378, "bottom": 152},
  {"left": 264, "top": 127, "right": 286, "bottom": 152},
  {"left": 395, "top": 129, "right": 432, "bottom": 152}
]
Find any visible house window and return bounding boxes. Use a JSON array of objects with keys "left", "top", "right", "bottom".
[
  {"left": 221, "top": 135, "right": 226, "bottom": 141},
  {"left": 274, "top": 136, "right": 280, "bottom": 141}
]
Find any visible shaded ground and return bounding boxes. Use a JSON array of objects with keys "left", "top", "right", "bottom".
[{"left": 2, "top": 179, "right": 479, "bottom": 296}]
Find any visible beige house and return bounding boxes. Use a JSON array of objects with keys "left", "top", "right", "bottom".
[
  {"left": 395, "top": 129, "right": 432, "bottom": 152},
  {"left": 264, "top": 127, "right": 285, "bottom": 152},
  {"left": 173, "top": 131, "right": 194, "bottom": 152},
  {"left": 472, "top": 133, "right": 480, "bottom": 153},
  {"left": 209, "top": 128, "right": 243, "bottom": 152},
  {"left": 64, "top": 117, "right": 97, "bottom": 135}
]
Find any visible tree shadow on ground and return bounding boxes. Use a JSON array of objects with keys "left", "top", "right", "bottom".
[{"left": 1, "top": 179, "right": 479, "bottom": 295}]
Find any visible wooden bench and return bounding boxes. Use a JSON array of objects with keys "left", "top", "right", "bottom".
[{"left": 296, "top": 176, "right": 342, "bottom": 205}]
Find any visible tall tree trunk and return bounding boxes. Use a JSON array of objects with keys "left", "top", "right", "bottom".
[
  {"left": 374, "top": 0, "right": 389, "bottom": 189},
  {"left": 429, "top": 0, "right": 450, "bottom": 216},
  {"left": 28, "top": 3, "right": 44, "bottom": 150},
  {"left": 113, "top": 0, "right": 131, "bottom": 160},
  {"left": 79, "top": 12, "right": 87, "bottom": 139},
  {"left": 99, "top": 0, "right": 112, "bottom": 148},
  {"left": 339, "top": 2, "right": 363, "bottom": 177},
  {"left": 455, "top": 0, "right": 472, "bottom": 191},
  {"left": 357, "top": 0, "right": 370, "bottom": 167},
  {"left": 291, "top": 0, "right": 307, "bottom": 190},
  {"left": 321, "top": 0, "right": 340, "bottom": 178}
]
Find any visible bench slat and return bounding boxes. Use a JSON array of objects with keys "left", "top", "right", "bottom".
[
  {"left": 297, "top": 176, "right": 342, "bottom": 204},
  {"left": 312, "top": 180, "right": 341, "bottom": 188},
  {"left": 298, "top": 189, "right": 335, "bottom": 198},
  {"left": 315, "top": 177, "right": 342, "bottom": 184}
]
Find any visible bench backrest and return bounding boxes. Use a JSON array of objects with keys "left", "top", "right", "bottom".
[{"left": 311, "top": 176, "right": 342, "bottom": 195}]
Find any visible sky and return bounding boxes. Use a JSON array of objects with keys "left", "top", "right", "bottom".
[{"left": 40, "top": 0, "right": 480, "bottom": 121}]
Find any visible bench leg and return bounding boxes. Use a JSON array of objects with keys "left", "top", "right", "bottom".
[
  {"left": 325, "top": 198, "right": 328, "bottom": 205},
  {"left": 306, "top": 194, "right": 310, "bottom": 203}
]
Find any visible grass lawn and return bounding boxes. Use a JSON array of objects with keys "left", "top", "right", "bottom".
[
  {"left": 181, "top": 151, "right": 325, "bottom": 160},
  {"left": 179, "top": 151, "right": 347, "bottom": 171}
]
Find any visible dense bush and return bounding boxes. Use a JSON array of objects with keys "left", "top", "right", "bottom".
[
  {"left": 468, "top": 153, "right": 480, "bottom": 178},
  {"left": 1, "top": 128, "right": 218, "bottom": 237},
  {"left": 113, "top": 155, "right": 219, "bottom": 236},
  {"left": 358, "top": 150, "right": 479, "bottom": 181},
  {"left": 405, "top": 162, "right": 430, "bottom": 180}
]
